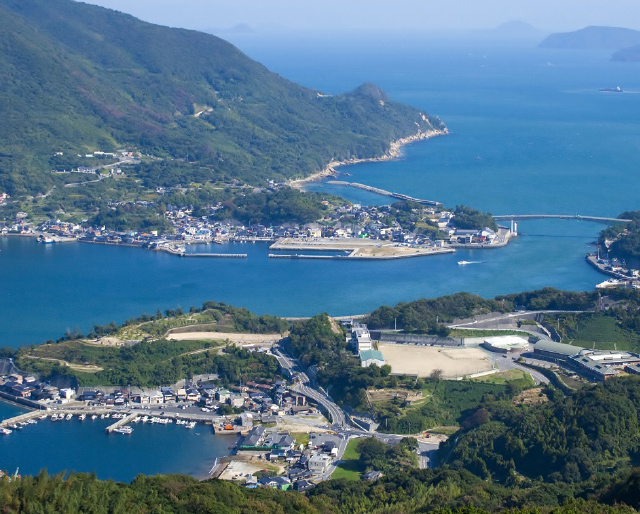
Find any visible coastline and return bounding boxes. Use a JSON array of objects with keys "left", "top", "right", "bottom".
[{"left": 289, "top": 127, "right": 449, "bottom": 189}]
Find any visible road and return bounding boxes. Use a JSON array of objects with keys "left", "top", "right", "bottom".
[
  {"left": 485, "top": 353, "right": 549, "bottom": 385},
  {"left": 273, "top": 346, "right": 346, "bottom": 428}
]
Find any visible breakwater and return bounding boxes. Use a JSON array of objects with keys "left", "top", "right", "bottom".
[{"left": 326, "top": 181, "right": 442, "bottom": 207}]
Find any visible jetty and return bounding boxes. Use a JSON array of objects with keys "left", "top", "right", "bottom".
[
  {"left": 0, "top": 410, "right": 45, "bottom": 429},
  {"left": 270, "top": 238, "right": 456, "bottom": 259},
  {"left": 183, "top": 253, "right": 247, "bottom": 258},
  {"left": 158, "top": 246, "right": 247, "bottom": 258},
  {"left": 105, "top": 412, "right": 137, "bottom": 433},
  {"left": 326, "top": 181, "right": 442, "bottom": 207}
]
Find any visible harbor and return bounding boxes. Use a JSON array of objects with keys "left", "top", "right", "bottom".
[
  {"left": 586, "top": 253, "right": 640, "bottom": 288},
  {"left": 0, "top": 400, "right": 233, "bottom": 481}
]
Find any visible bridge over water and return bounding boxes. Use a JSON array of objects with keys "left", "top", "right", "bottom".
[{"left": 493, "top": 214, "right": 631, "bottom": 224}]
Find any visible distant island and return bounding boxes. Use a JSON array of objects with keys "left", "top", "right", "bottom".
[{"left": 539, "top": 25, "right": 640, "bottom": 62}]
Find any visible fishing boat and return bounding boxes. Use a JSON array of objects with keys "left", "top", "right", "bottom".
[
  {"left": 0, "top": 428, "right": 12, "bottom": 435},
  {"left": 113, "top": 426, "right": 133, "bottom": 435}
]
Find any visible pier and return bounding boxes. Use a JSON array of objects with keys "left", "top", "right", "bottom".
[
  {"left": 0, "top": 410, "right": 45, "bottom": 429},
  {"left": 105, "top": 412, "right": 138, "bottom": 433},
  {"left": 494, "top": 214, "right": 631, "bottom": 224},
  {"left": 183, "top": 253, "right": 247, "bottom": 258},
  {"left": 158, "top": 247, "right": 247, "bottom": 258},
  {"left": 326, "top": 181, "right": 442, "bottom": 207}
]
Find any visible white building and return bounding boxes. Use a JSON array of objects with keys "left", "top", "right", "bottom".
[{"left": 360, "top": 349, "right": 385, "bottom": 367}]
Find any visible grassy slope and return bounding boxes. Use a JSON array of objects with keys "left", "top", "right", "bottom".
[{"left": 331, "top": 438, "right": 363, "bottom": 480}]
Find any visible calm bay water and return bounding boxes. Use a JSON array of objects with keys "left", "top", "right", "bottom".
[
  {"left": 1, "top": 32, "right": 638, "bottom": 479},
  {"left": 0, "top": 401, "right": 235, "bottom": 481}
]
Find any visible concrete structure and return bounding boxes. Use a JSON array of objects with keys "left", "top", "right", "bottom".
[
  {"left": 308, "top": 454, "right": 333, "bottom": 474},
  {"left": 359, "top": 349, "right": 385, "bottom": 367},
  {"left": 348, "top": 323, "right": 373, "bottom": 353},
  {"left": 533, "top": 340, "right": 640, "bottom": 382},
  {"left": 532, "top": 340, "right": 584, "bottom": 362},
  {"left": 481, "top": 335, "right": 529, "bottom": 353}
]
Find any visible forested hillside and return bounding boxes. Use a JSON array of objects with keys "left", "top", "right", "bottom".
[{"left": 0, "top": 0, "right": 444, "bottom": 197}]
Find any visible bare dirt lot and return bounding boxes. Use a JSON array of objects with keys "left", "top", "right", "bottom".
[
  {"left": 378, "top": 344, "right": 493, "bottom": 378},
  {"left": 167, "top": 332, "right": 283, "bottom": 343}
]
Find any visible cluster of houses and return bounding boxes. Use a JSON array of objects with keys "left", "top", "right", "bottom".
[
  {"left": 75, "top": 379, "right": 316, "bottom": 428},
  {"left": 238, "top": 430, "right": 346, "bottom": 492},
  {"left": 1, "top": 186, "right": 509, "bottom": 253},
  {"left": 0, "top": 373, "right": 73, "bottom": 405},
  {"left": 347, "top": 323, "right": 385, "bottom": 368}
]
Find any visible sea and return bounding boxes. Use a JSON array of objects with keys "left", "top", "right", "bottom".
[{"left": 2, "top": 30, "right": 640, "bottom": 480}]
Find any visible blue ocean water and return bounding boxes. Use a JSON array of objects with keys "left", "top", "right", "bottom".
[
  {"left": 1, "top": 35, "right": 634, "bottom": 347},
  {"left": 1, "top": 32, "right": 638, "bottom": 480}
]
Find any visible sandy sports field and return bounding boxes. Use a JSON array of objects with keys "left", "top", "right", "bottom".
[
  {"left": 167, "top": 331, "right": 283, "bottom": 343},
  {"left": 378, "top": 343, "right": 493, "bottom": 378}
]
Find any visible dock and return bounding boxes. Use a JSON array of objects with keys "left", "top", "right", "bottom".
[
  {"left": 184, "top": 253, "right": 247, "bottom": 258},
  {"left": 157, "top": 247, "right": 247, "bottom": 258},
  {"left": 105, "top": 412, "right": 137, "bottom": 433},
  {"left": 326, "top": 181, "right": 442, "bottom": 207},
  {"left": 0, "top": 410, "right": 46, "bottom": 429}
]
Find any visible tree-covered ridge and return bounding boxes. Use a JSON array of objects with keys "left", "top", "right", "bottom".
[
  {"left": 599, "top": 211, "right": 640, "bottom": 263},
  {"left": 3, "top": 469, "right": 640, "bottom": 514},
  {"left": 442, "top": 377, "right": 640, "bottom": 484},
  {"left": 14, "top": 301, "right": 288, "bottom": 387},
  {"left": 364, "top": 292, "right": 503, "bottom": 332},
  {"left": 451, "top": 205, "right": 498, "bottom": 232},
  {"left": 0, "top": 0, "right": 444, "bottom": 198}
]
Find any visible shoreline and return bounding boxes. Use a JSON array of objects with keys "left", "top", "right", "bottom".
[{"left": 289, "top": 127, "right": 449, "bottom": 189}]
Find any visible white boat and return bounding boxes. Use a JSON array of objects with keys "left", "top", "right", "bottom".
[
  {"left": 100, "top": 414, "right": 105, "bottom": 419},
  {"left": 91, "top": 415, "right": 97, "bottom": 420},
  {"left": 79, "top": 414, "right": 86, "bottom": 421},
  {"left": 113, "top": 426, "right": 133, "bottom": 434},
  {"left": 596, "top": 278, "right": 625, "bottom": 289},
  {"left": 458, "top": 260, "right": 481, "bottom": 266},
  {"left": 0, "top": 428, "right": 12, "bottom": 435},
  {"left": 27, "top": 419, "right": 37, "bottom": 424},
  {"left": 185, "top": 421, "right": 196, "bottom": 429},
  {"left": 51, "top": 414, "right": 59, "bottom": 421},
  {"left": 65, "top": 414, "right": 73, "bottom": 421}
]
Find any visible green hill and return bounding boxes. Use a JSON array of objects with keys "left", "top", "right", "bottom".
[{"left": 0, "top": 0, "right": 445, "bottom": 197}]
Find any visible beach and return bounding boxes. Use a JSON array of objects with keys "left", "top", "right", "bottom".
[{"left": 289, "top": 127, "right": 448, "bottom": 189}]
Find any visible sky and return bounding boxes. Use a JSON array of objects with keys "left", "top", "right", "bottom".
[{"left": 82, "top": 0, "right": 640, "bottom": 32}]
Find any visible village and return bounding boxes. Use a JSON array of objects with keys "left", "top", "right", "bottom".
[
  {"left": 1, "top": 195, "right": 514, "bottom": 259},
  {"left": 0, "top": 355, "right": 362, "bottom": 492}
]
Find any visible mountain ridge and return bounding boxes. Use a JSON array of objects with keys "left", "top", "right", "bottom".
[{"left": 0, "top": 0, "right": 444, "bottom": 197}]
